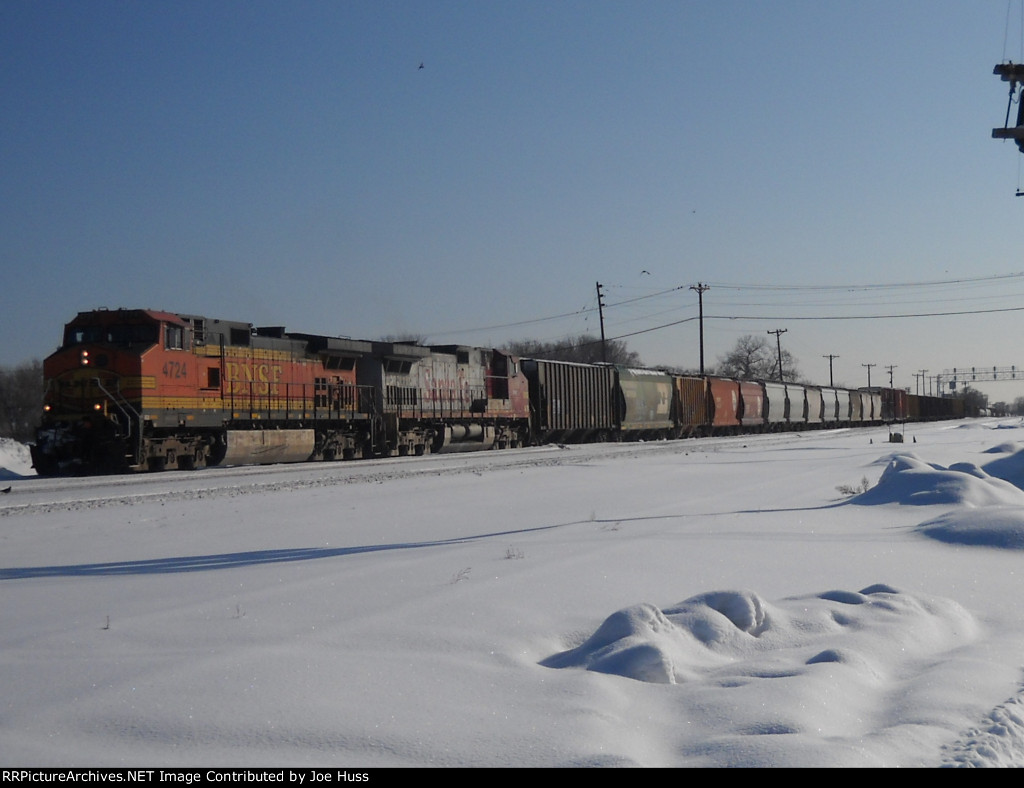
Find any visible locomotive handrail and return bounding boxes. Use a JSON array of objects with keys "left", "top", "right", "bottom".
[{"left": 93, "top": 376, "right": 143, "bottom": 464}]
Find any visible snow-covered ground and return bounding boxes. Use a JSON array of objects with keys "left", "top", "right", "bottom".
[{"left": 3, "top": 421, "right": 1024, "bottom": 767}]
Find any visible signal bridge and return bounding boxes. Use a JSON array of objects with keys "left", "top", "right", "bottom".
[{"left": 939, "top": 366, "right": 1022, "bottom": 390}]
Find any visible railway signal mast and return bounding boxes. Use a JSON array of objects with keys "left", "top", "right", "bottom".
[{"left": 992, "top": 62, "right": 1024, "bottom": 194}]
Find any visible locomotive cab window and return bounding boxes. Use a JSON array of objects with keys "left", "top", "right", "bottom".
[
  {"left": 64, "top": 323, "right": 158, "bottom": 349},
  {"left": 164, "top": 325, "right": 185, "bottom": 350}
]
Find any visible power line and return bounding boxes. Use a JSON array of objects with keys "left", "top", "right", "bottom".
[
  {"left": 427, "top": 271, "right": 1024, "bottom": 345},
  {"left": 705, "top": 271, "right": 1024, "bottom": 292},
  {"left": 701, "top": 304, "right": 1024, "bottom": 321}
]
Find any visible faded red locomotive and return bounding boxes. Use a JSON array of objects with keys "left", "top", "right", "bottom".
[{"left": 32, "top": 308, "right": 530, "bottom": 474}]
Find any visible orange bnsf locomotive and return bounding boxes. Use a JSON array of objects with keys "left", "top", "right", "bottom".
[{"left": 32, "top": 308, "right": 530, "bottom": 474}]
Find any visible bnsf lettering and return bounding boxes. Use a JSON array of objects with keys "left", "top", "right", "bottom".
[{"left": 225, "top": 362, "right": 285, "bottom": 395}]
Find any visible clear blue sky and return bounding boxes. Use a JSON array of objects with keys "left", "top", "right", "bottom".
[{"left": 4, "top": 1, "right": 1024, "bottom": 401}]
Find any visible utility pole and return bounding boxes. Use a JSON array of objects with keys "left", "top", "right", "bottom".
[
  {"left": 767, "top": 328, "right": 787, "bottom": 382},
  {"left": 862, "top": 363, "right": 875, "bottom": 388},
  {"left": 595, "top": 281, "right": 607, "bottom": 364},
  {"left": 917, "top": 370, "right": 928, "bottom": 396},
  {"left": 822, "top": 354, "right": 839, "bottom": 387},
  {"left": 886, "top": 365, "right": 897, "bottom": 388},
  {"left": 690, "top": 283, "right": 709, "bottom": 376}
]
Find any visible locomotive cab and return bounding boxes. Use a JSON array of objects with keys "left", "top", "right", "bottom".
[{"left": 33, "top": 309, "right": 188, "bottom": 474}]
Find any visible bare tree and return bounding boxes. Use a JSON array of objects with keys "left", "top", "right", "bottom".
[
  {"left": 716, "top": 334, "right": 801, "bottom": 381},
  {"left": 0, "top": 360, "right": 43, "bottom": 442},
  {"left": 503, "top": 334, "right": 642, "bottom": 366}
]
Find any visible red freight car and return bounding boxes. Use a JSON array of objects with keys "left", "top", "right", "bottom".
[{"left": 707, "top": 377, "right": 741, "bottom": 433}]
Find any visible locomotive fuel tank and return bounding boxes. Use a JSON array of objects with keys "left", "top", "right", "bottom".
[{"left": 220, "top": 429, "right": 316, "bottom": 465}]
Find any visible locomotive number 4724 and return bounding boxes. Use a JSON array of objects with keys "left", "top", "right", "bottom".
[{"left": 163, "top": 360, "right": 188, "bottom": 379}]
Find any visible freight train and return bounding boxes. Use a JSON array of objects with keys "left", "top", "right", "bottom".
[{"left": 30, "top": 308, "right": 964, "bottom": 475}]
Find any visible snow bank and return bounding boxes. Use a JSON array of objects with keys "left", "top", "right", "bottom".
[
  {"left": 917, "top": 508, "right": 1024, "bottom": 550},
  {"left": 0, "top": 438, "right": 34, "bottom": 479},
  {"left": 980, "top": 444, "right": 1024, "bottom": 490},
  {"left": 852, "top": 452, "right": 1024, "bottom": 507},
  {"left": 542, "top": 585, "right": 1008, "bottom": 766},
  {"left": 849, "top": 444, "right": 1024, "bottom": 550},
  {"left": 542, "top": 585, "right": 976, "bottom": 686}
]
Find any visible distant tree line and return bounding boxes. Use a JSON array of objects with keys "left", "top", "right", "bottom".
[
  {"left": 501, "top": 333, "right": 804, "bottom": 378},
  {"left": 0, "top": 360, "right": 43, "bottom": 442},
  {"left": 502, "top": 334, "right": 642, "bottom": 366}
]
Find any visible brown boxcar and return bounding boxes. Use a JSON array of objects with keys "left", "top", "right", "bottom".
[{"left": 674, "top": 375, "right": 709, "bottom": 436}]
